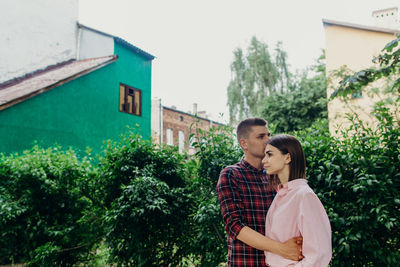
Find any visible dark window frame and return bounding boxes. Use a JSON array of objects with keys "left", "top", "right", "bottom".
[{"left": 119, "top": 83, "right": 142, "bottom": 116}]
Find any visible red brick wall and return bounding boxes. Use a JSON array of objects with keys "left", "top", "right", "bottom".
[{"left": 162, "top": 107, "right": 223, "bottom": 152}]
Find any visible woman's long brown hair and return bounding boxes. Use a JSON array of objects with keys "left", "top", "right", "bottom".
[{"left": 266, "top": 134, "right": 306, "bottom": 190}]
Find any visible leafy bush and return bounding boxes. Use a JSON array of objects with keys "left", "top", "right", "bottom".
[
  {"left": 2, "top": 54, "right": 398, "bottom": 266},
  {"left": 98, "top": 132, "right": 194, "bottom": 266},
  {"left": 292, "top": 37, "right": 400, "bottom": 266},
  {"left": 296, "top": 107, "right": 400, "bottom": 266},
  {"left": 96, "top": 132, "right": 187, "bottom": 208},
  {"left": 105, "top": 175, "right": 194, "bottom": 266},
  {"left": 0, "top": 146, "right": 99, "bottom": 266},
  {"left": 186, "top": 125, "right": 242, "bottom": 266}
]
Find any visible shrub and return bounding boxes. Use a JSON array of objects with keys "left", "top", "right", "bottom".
[
  {"left": 296, "top": 110, "right": 400, "bottom": 265},
  {"left": 0, "top": 146, "right": 99, "bottom": 266},
  {"left": 98, "top": 132, "right": 194, "bottom": 266},
  {"left": 105, "top": 175, "right": 194, "bottom": 266},
  {"left": 96, "top": 132, "right": 187, "bottom": 208},
  {"left": 186, "top": 124, "right": 242, "bottom": 266}
]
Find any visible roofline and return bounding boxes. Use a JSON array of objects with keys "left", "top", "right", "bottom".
[
  {"left": 77, "top": 23, "right": 155, "bottom": 60},
  {"left": 0, "top": 58, "right": 75, "bottom": 90},
  {"left": 372, "top": 7, "right": 398, "bottom": 14},
  {"left": 0, "top": 56, "right": 118, "bottom": 111},
  {"left": 114, "top": 37, "right": 155, "bottom": 60},
  {"left": 322, "top": 18, "right": 400, "bottom": 34},
  {"left": 77, "top": 23, "right": 115, "bottom": 38},
  {"left": 163, "top": 105, "right": 225, "bottom": 126}
]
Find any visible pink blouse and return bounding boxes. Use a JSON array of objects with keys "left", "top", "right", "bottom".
[{"left": 265, "top": 179, "right": 332, "bottom": 267}]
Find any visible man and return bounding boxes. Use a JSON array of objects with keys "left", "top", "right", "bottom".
[{"left": 217, "top": 117, "right": 303, "bottom": 266}]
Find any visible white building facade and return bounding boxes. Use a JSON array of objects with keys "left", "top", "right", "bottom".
[{"left": 0, "top": 0, "right": 78, "bottom": 84}]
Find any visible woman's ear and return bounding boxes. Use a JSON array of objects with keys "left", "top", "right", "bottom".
[{"left": 284, "top": 153, "right": 291, "bottom": 164}]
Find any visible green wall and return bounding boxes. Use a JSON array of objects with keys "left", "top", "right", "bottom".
[{"left": 0, "top": 42, "right": 152, "bottom": 156}]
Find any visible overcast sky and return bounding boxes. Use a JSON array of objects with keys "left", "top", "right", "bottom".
[{"left": 79, "top": 0, "right": 399, "bottom": 123}]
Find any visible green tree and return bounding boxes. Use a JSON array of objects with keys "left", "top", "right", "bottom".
[
  {"left": 332, "top": 36, "right": 400, "bottom": 104},
  {"left": 97, "top": 132, "right": 194, "bottom": 266},
  {"left": 0, "top": 146, "right": 99, "bottom": 266},
  {"left": 227, "top": 37, "right": 292, "bottom": 123},
  {"left": 295, "top": 106, "right": 400, "bottom": 266},
  {"left": 186, "top": 124, "right": 242, "bottom": 266},
  {"left": 260, "top": 52, "right": 328, "bottom": 132},
  {"left": 297, "top": 36, "right": 400, "bottom": 266},
  {"left": 275, "top": 41, "right": 293, "bottom": 93}
]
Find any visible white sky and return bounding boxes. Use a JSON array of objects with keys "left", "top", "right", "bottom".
[{"left": 79, "top": 0, "right": 399, "bottom": 123}]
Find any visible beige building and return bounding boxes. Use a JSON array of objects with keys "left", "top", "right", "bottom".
[{"left": 323, "top": 7, "right": 400, "bottom": 135}]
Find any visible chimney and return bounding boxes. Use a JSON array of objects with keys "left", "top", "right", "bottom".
[
  {"left": 193, "top": 103, "right": 198, "bottom": 114},
  {"left": 372, "top": 7, "right": 400, "bottom": 29}
]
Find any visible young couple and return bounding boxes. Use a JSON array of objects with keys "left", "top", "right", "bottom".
[{"left": 217, "top": 118, "right": 332, "bottom": 267}]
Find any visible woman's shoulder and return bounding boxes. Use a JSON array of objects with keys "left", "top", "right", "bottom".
[{"left": 295, "top": 181, "right": 317, "bottom": 198}]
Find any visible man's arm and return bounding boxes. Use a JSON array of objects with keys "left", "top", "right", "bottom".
[
  {"left": 216, "top": 168, "right": 246, "bottom": 238},
  {"left": 237, "top": 226, "right": 304, "bottom": 261},
  {"left": 217, "top": 168, "right": 303, "bottom": 261}
]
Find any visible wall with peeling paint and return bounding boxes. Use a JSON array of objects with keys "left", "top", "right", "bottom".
[{"left": 0, "top": 0, "right": 78, "bottom": 83}]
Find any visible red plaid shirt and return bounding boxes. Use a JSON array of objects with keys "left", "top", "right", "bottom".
[{"left": 217, "top": 158, "right": 276, "bottom": 267}]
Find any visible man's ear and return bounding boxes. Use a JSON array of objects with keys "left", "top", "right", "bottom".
[
  {"left": 285, "top": 153, "right": 291, "bottom": 164},
  {"left": 239, "top": 139, "right": 247, "bottom": 150}
]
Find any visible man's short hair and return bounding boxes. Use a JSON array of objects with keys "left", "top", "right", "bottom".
[{"left": 236, "top": 117, "right": 267, "bottom": 143}]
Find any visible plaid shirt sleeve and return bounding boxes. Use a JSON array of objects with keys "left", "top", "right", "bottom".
[{"left": 217, "top": 166, "right": 246, "bottom": 239}]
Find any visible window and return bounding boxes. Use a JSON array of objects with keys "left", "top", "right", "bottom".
[
  {"left": 166, "top": 128, "right": 173, "bottom": 145},
  {"left": 119, "top": 83, "right": 142, "bottom": 116},
  {"left": 178, "top": 131, "right": 185, "bottom": 153}
]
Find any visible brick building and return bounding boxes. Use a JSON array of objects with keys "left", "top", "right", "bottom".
[{"left": 151, "top": 98, "right": 225, "bottom": 154}]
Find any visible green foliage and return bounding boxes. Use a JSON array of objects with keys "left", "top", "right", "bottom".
[
  {"left": 227, "top": 37, "right": 328, "bottom": 131},
  {"left": 3, "top": 35, "right": 400, "bottom": 267},
  {"left": 261, "top": 52, "right": 328, "bottom": 132},
  {"left": 96, "top": 131, "right": 187, "bottom": 208},
  {"left": 0, "top": 146, "right": 99, "bottom": 266},
  {"left": 186, "top": 124, "right": 242, "bottom": 266},
  {"left": 1, "top": 108, "right": 399, "bottom": 266},
  {"left": 295, "top": 105, "right": 400, "bottom": 265},
  {"left": 105, "top": 175, "right": 194, "bottom": 266},
  {"left": 190, "top": 125, "right": 242, "bottom": 190},
  {"left": 295, "top": 35, "right": 400, "bottom": 264},
  {"left": 98, "top": 131, "right": 194, "bottom": 266},
  {"left": 275, "top": 41, "right": 292, "bottom": 94},
  {"left": 227, "top": 36, "right": 291, "bottom": 122},
  {"left": 332, "top": 36, "right": 400, "bottom": 101}
]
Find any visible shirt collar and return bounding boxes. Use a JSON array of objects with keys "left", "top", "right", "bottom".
[
  {"left": 240, "top": 157, "right": 264, "bottom": 172},
  {"left": 278, "top": 178, "right": 307, "bottom": 195}
]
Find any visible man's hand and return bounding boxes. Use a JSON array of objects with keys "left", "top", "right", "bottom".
[
  {"left": 278, "top": 236, "right": 304, "bottom": 261},
  {"left": 236, "top": 227, "right": 304, "bottom": 260}
]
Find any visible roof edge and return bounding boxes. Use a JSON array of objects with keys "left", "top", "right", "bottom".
[
  {"left": 114, "top": 37, "right": 155, "bottom": 60},
  {"left": 78, "top": 23, "right": 155, "bottom": 60},
  {"left": 372, "top": 7, "right": 398, "bottom": 14},
  {"left": 0, "top": 58, "right": 75, "bottom": 91},
  {"left": 162, "top": 105, "right": 225, "bottom": 126},
  {"left": 77, "top": 23, "right": 115, "bottom": 38},
  {"left": 0, "top": 55, "right": 118, "bottom": 111},
  {"left": 322, "top": 18, "right": 400, "bottom": 34}
]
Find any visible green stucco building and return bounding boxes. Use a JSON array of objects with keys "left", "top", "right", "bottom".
[{"left": 0, "top": 25, "right": 154, "bottom": 156}]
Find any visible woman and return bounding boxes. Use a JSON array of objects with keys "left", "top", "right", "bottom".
[{"left": 262, "top": 134, "right": 332, "bottom": 266}]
